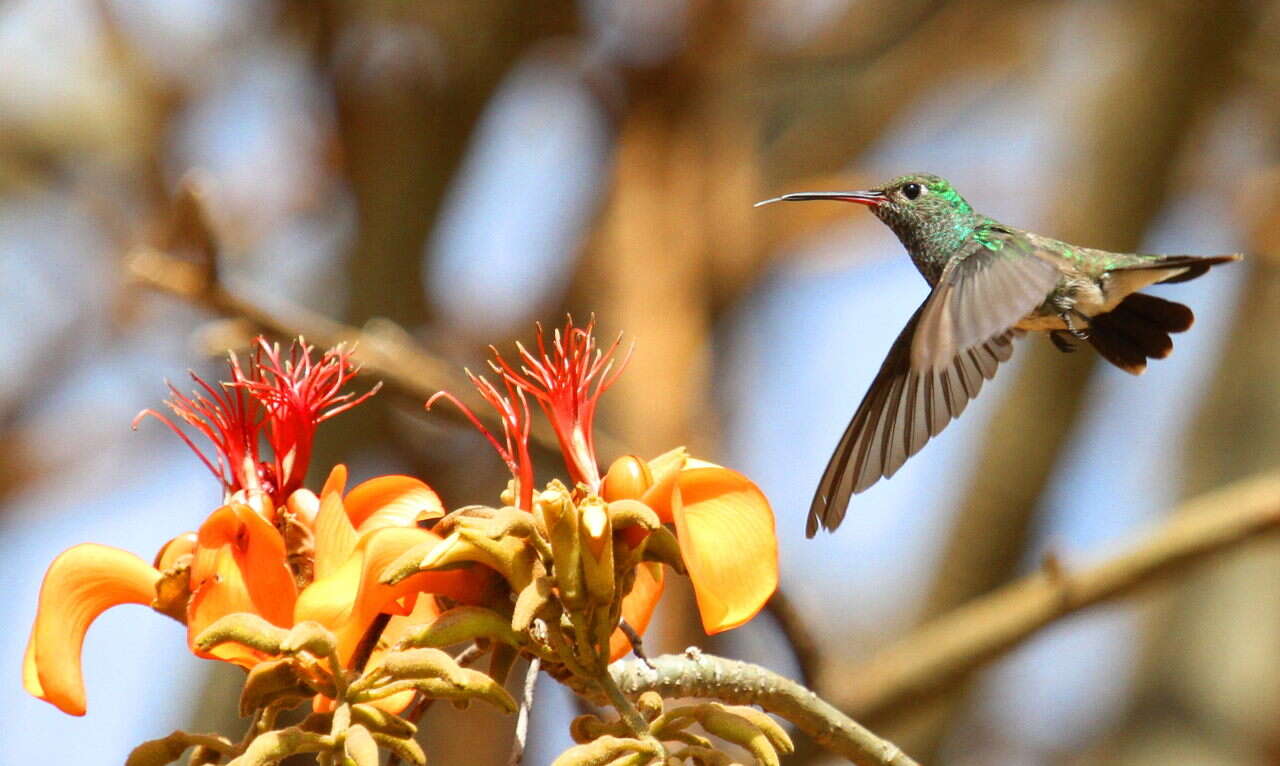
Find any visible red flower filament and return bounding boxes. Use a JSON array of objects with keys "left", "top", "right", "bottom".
[
  {"left": 427, "top": 372, "right": 534, "bottom": 509},
  {"left": 134, "top": 337, "right": 379, "bottom": 506},
  {"left": 491, "top": 318, "right": 630, "bottom": 490}
]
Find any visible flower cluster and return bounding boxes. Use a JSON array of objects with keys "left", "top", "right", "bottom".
[
  {"left": 24, "top": 321, "right": 782, "bottom": 766},
  {"left": 24, "top": 340, "right": 489, "bottom": 722}
]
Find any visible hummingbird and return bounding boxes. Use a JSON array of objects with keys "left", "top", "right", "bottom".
[{"left": 756, "top": 173, "right": 1241, "bottom": 537}]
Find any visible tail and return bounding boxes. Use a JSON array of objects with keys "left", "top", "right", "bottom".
[
  {"left": 1087, "top": 293, "right": 1193, "bottom": 374},
  {"left": 1113, "top": 253, "right": 1242, "bottom": 284}
]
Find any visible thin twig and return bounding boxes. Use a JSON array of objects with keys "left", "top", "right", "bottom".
[
  {"left": 840, "top": 472, "right": 1280, "bottom": 725},
  {"left": 765, "top": 588, "right": 821, "bottom": 687},
  {"left": 608, "top": 649, "right": 918, "bottom": 766},
  {"left": 508, "top": 657, "right": 541, "bottom": 766}
]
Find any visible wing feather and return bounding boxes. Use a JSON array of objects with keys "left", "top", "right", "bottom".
[
  {"left": 806, "top": 235, "right": 1060, "bottom": 537},
  {"left": 910, "top": 242, "right": 1061, "bottom": 371}
]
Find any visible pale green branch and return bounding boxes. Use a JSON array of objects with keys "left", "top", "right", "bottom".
[{"left": 608, "top": 649, "right": 918, "bottom": 766}]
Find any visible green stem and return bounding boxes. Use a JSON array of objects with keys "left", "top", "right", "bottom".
[
  {"left": 609, "top": 650, "right": 918, "bottom": 766},
  {"left": 598, "top": 668, "right": 650, "bottom": 739}
]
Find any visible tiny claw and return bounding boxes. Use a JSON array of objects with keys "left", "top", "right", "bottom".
[
  {"left": 618, "top": 618, "right": 654, "bottom": 669},
  {"left": 1059, "top": 311, "right": 1090, "bottom": 340},
  {"left": 1049, "top": 331, "right": 1077, "bottom": 353}
]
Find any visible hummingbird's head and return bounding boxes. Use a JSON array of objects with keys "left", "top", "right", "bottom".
[{"left": 756, "top": 172, "right": 978, "bottom": 253}]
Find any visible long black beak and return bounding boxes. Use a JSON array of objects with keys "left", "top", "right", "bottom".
[{"left": 754, "top": 190, "right": 887, "bottom": 208}]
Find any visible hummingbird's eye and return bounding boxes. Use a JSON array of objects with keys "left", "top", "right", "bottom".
[{"left": 901, "top": 182, "right": 924, "bottom": 201}]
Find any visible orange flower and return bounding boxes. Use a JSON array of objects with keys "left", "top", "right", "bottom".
[
  {"left": 289, "top": 468, "right": 491, "bottom": 667},
  {"left": 24, "top": 468, "right": 483, "bottom": 715},
  {"left": 603, "top": 449, "right": 778, "bottom": 636},
  {"left": 25, "top": 338, "right": 479, "bottom": 716},
  {"left": 434, "top": 318, "right": 777, "bottom": 657}
]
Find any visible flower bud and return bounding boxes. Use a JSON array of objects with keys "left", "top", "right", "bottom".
[
  {"left": 343, "top": 724, "right": 379, "bottom": 766},
  {"left": 550, "top": 736, "right": 662, "bottom": 766},
  {"left": 396, "top": 605, "right": 520, "bottom": 649},
  {"left": 285, "top": 488, "right": 320, "bottom": 527},
  {"left": 536, "top": 483, "right": 584, "bottom": 610},
  {"left": 602, "top": 456, "right": 652, "bottom": 501},
  {"left": 281, "top": 621, "right": 338, "bottom": 659},
  {"left": 239, "top": 658, "right": 312, "bottom": 717},
  {"left": 635, "top": 691, "right": 664, "bottom": 721},
  {"left": 153, "top": 532, "right": 198, "bottom": 571},
  {"left": 578, "top": 497, "right": 614, "bottom": 606}
]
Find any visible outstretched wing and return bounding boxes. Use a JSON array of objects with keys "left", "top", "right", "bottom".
[{"left": 806, "top": 237, "right": 1062, "bottom": 537}]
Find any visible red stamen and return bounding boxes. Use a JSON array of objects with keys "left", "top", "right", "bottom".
[
  {"left": 135, "top": 337, "right": 378, "bottom": 505},
  {"left": 132, "top": 366, "right": 264, "bottom": 498},
  {"left": 428, "top": 371, "right": 534, "bottom": 510},
  {"left": 234, "top": 338, "right": 380, "bottom": 500},
  {"left": 490, "top": 317, "right": 631, "bottom": 490}
]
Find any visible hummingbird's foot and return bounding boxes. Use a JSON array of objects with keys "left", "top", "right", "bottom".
[
  {"left": 618, "top": 618, "right": 654, "bottom": 668},
  {"left": 1059, "top": 311, "right": 1090, "bottom": 341},
  {"left": 1050, "top": 331, "right": 1078, "bottom": 353}
]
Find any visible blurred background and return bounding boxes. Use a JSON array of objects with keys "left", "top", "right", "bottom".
[{"left": 2, "top": 0, "right": 1278, "bottom": 763}]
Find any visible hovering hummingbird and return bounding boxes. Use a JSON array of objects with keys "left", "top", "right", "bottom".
[{"left": 756, "top": 173, "right": 1241, "bottom": 537}]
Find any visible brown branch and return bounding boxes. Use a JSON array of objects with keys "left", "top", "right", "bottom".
[
  {"left": 609, "top": 649, "right": 920, "bottom": 766},
  {"left": 122, "top": 245, "right": 625, "bottom": 459},
  {"left": 765, "top": 589, "right": 822, "bottom": 688},
  {"left": 837, "top": 471, "right": 1280, "bottom": 725}
]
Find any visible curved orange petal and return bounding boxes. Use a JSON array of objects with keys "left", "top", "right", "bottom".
[
  {"left": 609, "top": 562, "right": 665, "bottom": 662},
  {"left": 24, "top": 544, "right": 162, "bottom": 715},
  {"left": 345, "top": 475, "right": 444, "bottom": 534},
  {"left": 671, "top": 466, "right": 777, "bottom": 634},
  {"left": 321, "top": 464, "right": 348, "bottom": 499},
  {"left": 188, "top": 504, "right": 297, "bottom": 666},
  {"left": 640, "top": 447, "right": 688, "bottom": 523},
  {"left": 313, "top": 489, "right": 358, "bottom": 580},
  {"left": 295, "top": 526, "right": 488, "bottom": 666}
]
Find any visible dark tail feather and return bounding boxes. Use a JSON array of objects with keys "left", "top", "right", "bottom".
[
  {"left": 1113, "top": 253, "right": 1242, "bottom": 284},
  {"left": 1116, "top": 292, "right": 1193, "bottom": 332},
  {"left": 1088, "top": 293, "right": 1195, "bottom": 375}
]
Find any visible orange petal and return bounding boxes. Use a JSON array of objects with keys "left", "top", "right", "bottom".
[
  {"left": 671, "top": 466, "right": 778, "bottom": 634},
  {"left": 188, "top": 504, "right": 297, "bottom": 666},
  {"left": 24, "top": 544, "right": 162, "bottom": 715},
  {"left": 345, "top": 475, "right": 444, "bottom": 534},
  {"left": 609, "top": 562, "right": 664, "bottom": 662},
  {"left": 321, "top": 464, "right": 349, "bottom": 499},
  {"left": 640, "top": 447, "right": 688, "bottom": 523},
  {"left": 313, "top": 488, "right": 358, "bottom": 580},
  {"left": 295, "top": 526, "right": 487, "bottom": 666}
]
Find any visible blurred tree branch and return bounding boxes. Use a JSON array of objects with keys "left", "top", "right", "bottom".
[
  {"left": 836, "top": 471, "right": 1280, "bottom": 724},
  {"left": 122, "top": 238, "right": 624, "bottom": 460},
  {"left": 760, "top": 0, "right": 1034, "bottom": 186},
  {"left": 1102, "top": 174, "right": 1280, "bottom": 760},
  {"left": 608, "top": 650, "right": 921, "bottom": 766},
  {"left": 879, "top": 0, "right": 1252, "bottom": 752},
  {"left": 301, "top": 0, "right": 579, "bottom": 329}
]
